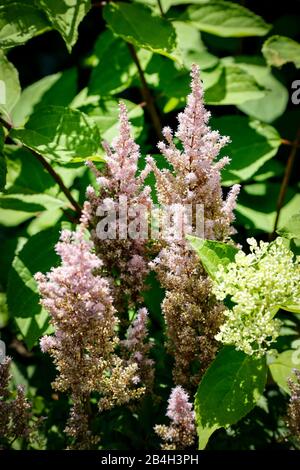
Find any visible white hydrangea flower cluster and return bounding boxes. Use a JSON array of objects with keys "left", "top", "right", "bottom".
[{"left": 213, "top": 237, "right": 300, "bottom": 355}]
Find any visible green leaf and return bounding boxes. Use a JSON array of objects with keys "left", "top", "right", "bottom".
[
  {"left": 0, "top": 126, "right": 6, "bottom": 190},
  {"left": 234, "top": 57, "right": 289, "bottom": 123},
  {"left": 187, "top": 236, "right": 238, "bottom": 280},
  {"left": 79, "top": 99, "right": 144, "bottom": 141},
  {"left": 103, "top": 2, "right": 177, "bottom": 59},
  {"left": 35, "top": 0, "right": 91, "bottom": 52},
  {"left": 181, "top": 1, "right": 271, "bottom": 38},
  {"left": 0, "top": 193, "right": 67, "bottom": 212},
  {"left": 280, "top": 304, "right": 300, "bottom": 314},
  {"left": 277, "top": 212, "right": 300, "bottom": 240},
  {"left": 143, "top": 58, "right": 265, "bottom": 111},
  {"left": 0, "top": 50, "right": 21, "bottom": 117},
  {"left": 205, "top": 64, "right": 266, "bottom": 105},
  {"left": 144, "top": 54, "right": 189, "bottom": 103},
  {"left": 195, "top": 346, "right": 267, "bottom": 449},
  {"left": 7, "top": 226, "right": 60, "bottom": 349},
  {"left": 236, "top": 183, "right": 300, "bottom": 233},
  {"left": 0, "top": 157, "right": 5, "bottom": 191},
  {"left": 0, "top": 292, "right": 9, "bottom": 328},
  {"left": 252, "top": 159, "right": 284, "bottom": 183},
  {"left": 4, "top": 145, "right": 85, "bottom": 196},
  {"left": 11, "top": 68, "right": 78, "bottom": 127},
  {"left": 0, "top": 0, "right": 50, "bottom": 49},
  {"left": 262, "top": 35, "right": 300, "bottom": 68},
  {"left": 211, "top": 116, "right": 281, "bottom": 183},
  {"left": 88, "top": 31, "right": 139, "bottom": 96},
  {"left": 269, "top": 350, "right": 300, "bottom": 394},
  {"left": 0, "top": 208, "right": 33, "bottom": 227},
  {"left": 4, "top": 145, "right": 56, "bottom": 194},
  {"left": 173, "top": 21, "right": 218, "bottom": 70},
  {"left": 11, "top": 105, "right": 102, "bottom": 164}
]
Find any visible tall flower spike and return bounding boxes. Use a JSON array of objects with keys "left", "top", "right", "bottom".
[
  {"left": 85, "top": 102, "right": 153, "bottom": 313},
  {"left": 154, "top": 386, "right": 196, "bottom": 450},
  {"left": 149, "top": 64, "right": 240, "bottom": 239},
  {"left": 148, "top": 65, "right": 240, "bottom": 387},
  {"left": 35, "top": 227, "right": 144, "bottom": 448}
]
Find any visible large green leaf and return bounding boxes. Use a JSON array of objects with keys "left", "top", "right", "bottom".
[
  {"left": 79, "top": 99, "right": 144, "bottom": 141},
  {"left": 233, "top": 57, "right": 289, "bottom": 123},
  {"left": 0, "top": 50, "right": 21, "bottom": 118},
  {"left": 0, "top": 0, "right": 50, "bottom": 49},
  {"left": 211, "top": 116, "right": 281, "bottom": 184},
  {"left": 262, "top": 35, "right": 300, "bottom": 68},
  {"left": 236, "top": 183, "right": 300, "bottom": 233},
  {"left": 205, "top": 64, "right": 266, "bottom": 105},
  {"left": 195, "top": 346, "right": 267, "bottom": 449},
  {"left": 88, "top": 31, "right": 138, "bottom": 96},
  {"left": 11, "top": 105, "right": 102, "bottom": 164},
  {"left": 103, "top": 2, "right": 177, "bottom": 59},
  {"left": 11, "top": 68, "right": 78, "bottom": 127},
  {"left": 7, "top": 226, "right": 60, "bottom": 349},
  {"left": 187, "top": 236, "right": 238, "bottom": 280},
  {"left": 269, "top": 350, "right": 300, "bottom": 394},
  {"left": 35, "top": 0, "right": 91, "bottom": 52},
  {"left": 181, "top": 1, "right": 271, "bottom": 37}
]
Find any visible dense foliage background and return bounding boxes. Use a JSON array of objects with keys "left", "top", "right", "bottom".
[{"left": 0, "top": 0, "right": 300, "bottom": 450}]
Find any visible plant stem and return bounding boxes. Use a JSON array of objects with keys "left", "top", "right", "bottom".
[
  {"left": 23, "top": 145, "right": 82, "bottom": 215},
  {"left": 281, "top": 138, "right": 300, "bottom": 148},
  {"left": 127, "top": 43, "right": 163, "bottom": 140},
  {"left": 271, "top": 128, "right": 300, "bottom": 238},
  {"left": 0, "top": 115, "right": 81, "bottom": 217},
  {"left": 157, "top": 0, "right": 165, "bottom": 16}
]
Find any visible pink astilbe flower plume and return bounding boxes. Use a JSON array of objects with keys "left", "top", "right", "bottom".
[
  {"left": 154, "top": 386, "right": 196, "bottom": 450},
  {"left": 85, "top": 102, "right": 152, "bottom": 313},
  {"left": 148, "top": 64, "right": 239, "bottom": 239},
  {"left": 35, "top": 225, "right": 144, "bottom": 448},
  {"left": 121, "top": 307, "right": 155, "bottom": 389},
  {"left": 148, "top": 64, "right": 240, "bottom": 387}
]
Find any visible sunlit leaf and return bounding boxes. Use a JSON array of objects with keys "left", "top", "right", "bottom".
[
  {"left": 103, "top": 2, "right": 177, "bottom": 59},
  {"left": 181, "top": 1, "right": 271, "bottom": 37},
  {"left": 195, "top": 346, "right": 267, "bottom": 449},
  {"left": 262, "top": 35, "right": 300, "bottom": 68}
]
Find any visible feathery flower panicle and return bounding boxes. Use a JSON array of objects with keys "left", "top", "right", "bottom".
[
  {"left": 148, "top": 64, "right": 240, "bottom": 240},
  {"left": 121, "top": 308, "right": 155, "bottom": 389},
  {"left": 154, "top": 386, "right": 196, "bottom": 450},
  {"left": 85, "top": 102, "right": 152, "bottom": 313},
  {"left": 0, "top": 357, "right": 32, "bottom": 449},
  {"left": 287, "top": 369, "right": 300, "bottom": 441},
  {"left": 213, "top": 237, "right": 300, "bottom": 355},
  {"left": 148, "top": 65, "right": 240, "bottom": 386},
  {"left": 35, "top": 226, "right": 144, "bottom": 448}
]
